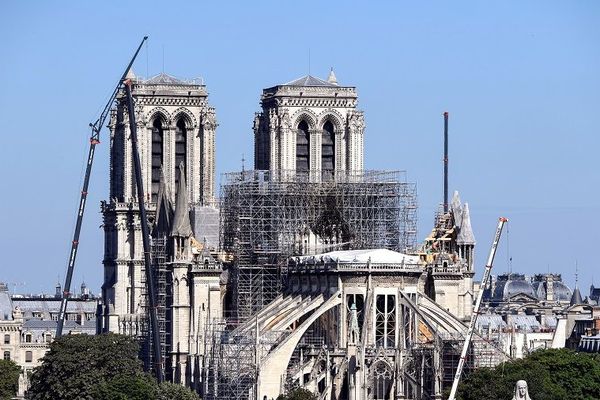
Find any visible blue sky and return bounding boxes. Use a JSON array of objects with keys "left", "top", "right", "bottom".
[{"left": 0, "top": 1, "right": 598, "bottom": 296}]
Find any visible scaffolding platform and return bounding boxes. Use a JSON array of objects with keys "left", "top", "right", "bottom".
[{"left": 220, "top": 169, "right": 417, "bottom": 321}]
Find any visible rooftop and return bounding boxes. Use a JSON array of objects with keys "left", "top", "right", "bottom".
[{"left": 282, "top": 74, "right": 338, "bottom": 87}]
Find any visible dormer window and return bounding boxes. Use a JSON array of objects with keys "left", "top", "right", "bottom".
[{"left": 25, "top": 333, "right": 32, "bottom": 343}]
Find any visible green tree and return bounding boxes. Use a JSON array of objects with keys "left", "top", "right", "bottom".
[
  {"left": 90, "top": 374, "right": 158, "bottom": 400},
  {"left": 454, "top": 348, "right": 600, "bottom": 400},
  {"left": 276, "top": 388, "right": 318, "bottom": 400},
  {"left": 27, "top": 333, "right": 146, "bottom": 400},
  {"left": 157, "top": 381, "right": 201, "bottom": 400},
  {"left": 0, "top": 359, "right": 21, "bottom": 400}
]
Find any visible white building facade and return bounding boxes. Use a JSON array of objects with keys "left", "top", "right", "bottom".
[{"left": 253, "top": 71, "right": 365, "bottom": 181}]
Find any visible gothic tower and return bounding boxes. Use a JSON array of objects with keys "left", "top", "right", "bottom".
[
  {"left": 253, "top": 70, "right": 365, "bottom": 181},
  {"left": 101, "top": 72, "right": 217, "bottom": 333}
]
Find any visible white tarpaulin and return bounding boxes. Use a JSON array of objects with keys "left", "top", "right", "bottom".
[{"left": 297, "top": 248, "right": 421, "bottom": 265}]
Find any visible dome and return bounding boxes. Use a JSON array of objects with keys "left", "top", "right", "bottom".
[
  {"left": 491, "top": 274, "right": 535, "bottom": 301},
  {"left": 531, "top": 274, "right": 572, "bottom": 302},
  {"left": 504, "top": 280, "right": 536, "bottom": 299},
  {"left": 553, "top": 282, "right": 572, "bottom": 302}
]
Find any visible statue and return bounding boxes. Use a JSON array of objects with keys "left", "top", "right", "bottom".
[{"left": 512, "top": 380, "right": 532, "bottom": 400}]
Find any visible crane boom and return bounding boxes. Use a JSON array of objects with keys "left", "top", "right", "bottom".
[
  {"left": 447, "top": 217, "right": 508, "bottom": 400},
  {"left": 123, "top": 79, "right": 164, "bottom": 382},
  {"left": 56, "top": 36, "right": 147, "bottom": 338}
]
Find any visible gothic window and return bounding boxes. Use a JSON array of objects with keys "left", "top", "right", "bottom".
[
  {"left": 322, "top": 121, "right": 335, "bottom": 181},
  {"left": 372, "top": 361, "right": 393, "bottom": 400},
  {"left": 3, "top": 351, "right": 9, "bottom": 360},
  {"left": 346, "top": 293, "right": 365, "bottom": 329},
  {"left": 151, "top": 118, "right": 164, "bottom": 203},
  {"left": 296, "top": 120, "right": 310, "bottom": 176},
  {"left": 375, "top": 294, "right": 396, "bottom": 348},
  {"left": 175, "top": 118, "right": 187, "bottom": 192},
  {"left": 25, "top": 351, "right": 33, "bottom": 362}
]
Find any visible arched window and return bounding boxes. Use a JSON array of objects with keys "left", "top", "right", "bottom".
[
  {"left": 372, "top": 361, "right": 393, "bottom": 400},
  {"left": 375, "top": 294, "right": 396, "bottom": 348},
  {"left": 3, "top": 351, "right": 9, "bottom": 360},
  {"left": 151, "top": 117, "right": 164, "bottom": 203},
  {"left": 322, "top": 121, "right": 335, "bottom": 181},
  {"left": 175, "top": 118, "right": 187, "bottom": 192},
  {"left": 296, "top": 120, "right": 310, "bottom": 176}
]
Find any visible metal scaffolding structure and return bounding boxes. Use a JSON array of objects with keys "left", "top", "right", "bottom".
[
  {"left": 139, "top": 234, "right": 170, "bottom": 376},
  {"left": 220, "top": 170, "right": 418, "bottom": 321},
  {"left": 203, "top": 320, "right": 289, "bottom": 400}
]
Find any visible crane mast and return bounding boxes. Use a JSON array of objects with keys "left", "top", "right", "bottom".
[
  {"left": 55, "top": 37, "right": 147, "bottom": 337},
  {"left": 447, "top": 217, "right": 508, "bottom": 400},
  {"left": 123, "top": 79, "right": 164, "bottom": 382}
]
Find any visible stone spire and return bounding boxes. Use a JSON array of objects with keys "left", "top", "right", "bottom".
[
  {"left": 450, "top": 191, "right": 463, "bottom": 228},
  {"left": 153, "top": 168, "right": 173, "bottom": 237},
  {"left": 327, "top": 67, "right": 338, "bottom": 85},
  {"left": 348, "top": 303, "right": 360, "bottom": 345},
  {"left": 125, "top": 68, "right": 136, "bottom": 81},
  {"left": 570, "top": 287, "right": 583, "bottom": 306},
  {"left": 170, "top": 163, "right": 193, "bottom": 238},
  {"left": 457, "top": 203, "right": 476, "bottom": 245}
]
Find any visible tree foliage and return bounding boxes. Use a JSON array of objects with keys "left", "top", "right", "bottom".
[
  {"left": 26, "top": 333, "right": 201, "bottom": 400},
  {"left": 89, "top": 374, "right": 158, "bottom": 400},
  {"left": 276, "top": 388, "right": 318, "bottom": 400},
  {"left": 157, "top": 381, "right": 201, "bottom": 400},
  {"left": 454, "top": 348, "right": 600, "bottom": 400},
  {"left": 27, "top": 333, "right": 144, "bottom": 400},
  {"left": 0, "top": 359, "right": 21, "bottom": 400}
]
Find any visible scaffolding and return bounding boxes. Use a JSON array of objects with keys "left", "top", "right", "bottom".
[
  {"left": 140, "top": 234, "right": 170, "bottom": 377},
  {"left": 204, "top": 319, "right": 289, "bottom": 400},
  {"left": 220, "top": 170, "right": 418, "bottom": 321}
]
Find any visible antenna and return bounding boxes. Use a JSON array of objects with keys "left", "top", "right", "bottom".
[
  {"left": 443, "top": 112, "right": 449, "bottom": 212},
  {"left": 575, "top": 260, "right": 579, "bottom": 288},
  {"left": 241, "top": 153, "right": 246, "bottom": 173}
]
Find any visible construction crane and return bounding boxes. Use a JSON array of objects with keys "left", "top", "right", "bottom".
[
  {"left": 447, "top": 217, "right": 508, "bottom": 400},
  {"left": 56, "top": 37, "right": 147, "bottom": 339},
  {"left": 123, "top": 78, "right": 164, "bottom": 383}
]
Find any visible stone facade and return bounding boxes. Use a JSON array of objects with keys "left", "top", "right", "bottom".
[
  {"left": 419, "top": 191, "right": 476, "bottom": 321},
  {"left": 0, "top": 283, "right": 97, "bottom": 398},
  {"left": 253, "top": 71, "right": 364, "bottom": 181},
  {"left": 99, "top": 72, "right": 222, "bottom": 387},
  {"left": 101, "top": 72, "right": 219, "bottom": 333}
]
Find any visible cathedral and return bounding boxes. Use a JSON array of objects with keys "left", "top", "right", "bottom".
[
  {"left": 99, "top": 70, "right": 481, "bottom": 398},
  {"left": 99, "top": 72, "right": 221, "bottom": 384}
]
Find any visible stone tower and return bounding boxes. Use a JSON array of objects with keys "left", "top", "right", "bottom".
[
  {"left": 101, "top": 72, "right": 217, "bottom": 333},
  {"left": 253, "top": 70, "right": 364, "bottom": 181}
]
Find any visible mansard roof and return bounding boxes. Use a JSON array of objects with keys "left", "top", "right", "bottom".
[{"left": 283, "top": 74, "right": 339, "bottom": 87}]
